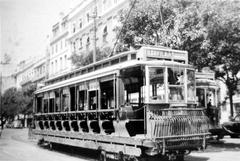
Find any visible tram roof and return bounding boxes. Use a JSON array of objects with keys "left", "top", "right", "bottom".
[
  {"left": 44, "top": 46, "right": 188, "bottom": 85},
  {"left": 35, "top": 59, "right": 193, "bottom": 94}
]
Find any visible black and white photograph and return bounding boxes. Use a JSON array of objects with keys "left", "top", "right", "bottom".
[{"left": 0, "top": 0, "right": 240, "bottom": 160}]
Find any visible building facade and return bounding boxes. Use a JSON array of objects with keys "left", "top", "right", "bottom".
[
  {"left": 49, "top": 14, "right": 71, "bottom": 78},
  {"left": 1, "top": 75, "right": 16, "bottom": 94},
  {"left": 14, "top": 56, "right": 47, "bottom": 90},
  {"left": 67, "top": 0, "right": 129, "bottom": 65}
]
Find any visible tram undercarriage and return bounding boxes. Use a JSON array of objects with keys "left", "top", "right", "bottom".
[{"left": 32, "top": 108, "right": 209, "bottom": 161}]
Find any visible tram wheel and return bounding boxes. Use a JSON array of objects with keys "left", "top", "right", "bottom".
[
  {"left": 37, "top": 139, "right": 44, "bottom": 146},
  {"left": 99, "top": 150, "right": 107, "bottom": 161}
]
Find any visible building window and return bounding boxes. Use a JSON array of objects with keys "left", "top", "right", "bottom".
[
  {"left": 73, "top": 42, "right": 76, "bottom": 52},
  {"left": 60, "top": 40, "right": 63, "bottom": 49},
  {"left": 55, "top": 43, "right": 58, "bottom": 53},
  {"left": 79, "top": 19, "right": 82, "bottom": 29},
  {"left": 103, "top": 0, "right": 107, "bottom": 11},
  {"left": 51, "top": 62, "right": 54, "bottom": 74},
  {"left": 60, "top": 57, "right": 62, "bottom": 71},
  {"left": 103, "top": 26, "right": 108, "bottom": 42},
  {"left": 55, "top": 60, "right": 58, "bottom": 73},
  {"left": 79, "top": 38, "right": 82, "bottom": 49},
  {"left": 86, "top": 37, "right": 90, "bottom": 50},
  {"left": 52, "top": 46, "right": 54, "bottom": 55},
  {"left": 86, "top": 13, "right": 90, "bottom": 23},
  {"left": 64, "top": 55, "right": 67, "bottom": 68},
  {"left": 72, "top": 23, "right": 76, "bottom": 33}
]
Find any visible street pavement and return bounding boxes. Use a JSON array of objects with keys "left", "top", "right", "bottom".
[
  {"left": 0, "top": 128, "right": 94, "bottom": 161},
  {"left": 0, "top": 128, "right": 240, "bottom": 161}
]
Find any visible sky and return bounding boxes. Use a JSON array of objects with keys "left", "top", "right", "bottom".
[{"left": 0, "top": 0, "right": 79, "bottom": 75}]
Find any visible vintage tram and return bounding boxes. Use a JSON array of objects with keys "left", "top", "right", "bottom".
[
  {"left": 195, "top": 72, "right": 222, "bottom": 139},
  {"left": 32, "top": 46, "right": 210, "bottom": 161}
]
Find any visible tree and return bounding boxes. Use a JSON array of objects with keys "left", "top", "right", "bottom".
[
  {"left": 205, "top": 0, "right": 240, "bottom": 117},
  {"left": 0, "top": 53, "right": 11, "bottom": 64},
  {"left": 2, "top": 88, "right": 21, "bottom": 119},
  {"left": 118, "top": 0, "right": 240, "bottom": 117},
  {"left": 20, "top": 84, "right": 37, "bottom": 115},
  {"left": 70, "top": 47, "right": 111, "bottom": 67},
  {"left": 1, "top": 84, "right": 36, "bottom": 122},
  {"left": 118, "top": 0, "right": 211, "bottom": 69}
]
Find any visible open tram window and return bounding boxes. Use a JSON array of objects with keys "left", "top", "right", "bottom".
[
  {"left": 120, "top": 66, "right": 144, "bottom": 108},
  {"left": 197, "top": 88, "right": 205, "bottom": 107},
  {"left": 43, "top": 99, "right": 48, "bottom": 113},
  {"left": 100, "top": 80, "right": 115, "bottom": 109},
  {"left": 55, "top": 90, "right": 60, "bottom": 112},
  {"left": 168, "top": 67, "right": 185, "bottom": 102},
  {"left": 62, "top": 87, "right": 70, "bottom": 112},
  {"left": 187, "top": 70, "right": 196, "bottom": 102},
  {"left": 149, "top": 67, "right": 165, "bottom": 102},
  {"left": 62, "top": 94, "right": 70, "bottom": 111},
  {"left": 70, "top": 86, "right": 76, "bottom": 111},
  {"left": 89, "top": 90, "right": 98, "bottom": 110},
  {"left": 49, "top": 92, "right": 55, "bottom": 113},
  {"left": 49, "top": 98, "right": 54, "bottom": 113},
  {"left": 78, "top": 90, "right": 87, "bottom": 110},
  {"left": 36, "top": 95, "right": 43, "bottom": 113}
]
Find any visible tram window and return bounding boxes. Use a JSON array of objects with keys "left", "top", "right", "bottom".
[
  {"left": 78, "top": 90, "right": 87, "bottom": 110},
  {"left": 196, "top": 89, "right": 205, "bottom": 107},
  {"left": 168, "top": 68, "right": 185, "bottom": 101},
  {"left": 89, "top": 90, "right": 98, "bottom": 110},
  {"left": 36, "top": 96, "right": 43, "bottom": 113},
  {"left": 169, "top": 87, "right": 184, "bottom": 101},
  {"left": 70, "top": 87, "right": 76, "bottom": 111},
  {"left": 120, "top": 66, "right": 144, "bottom": 106},
  {"left": 49, "top": 98, "right": 54, "bottom": 113},
  {"left": 55, "top": 91, "right": 60, "bottom": 112},
  {"left": 43, "top": 99, "right": 48, "bottom": 113},
  {"left": 131, "top": 53, "right": 136, "bottom": 60},
  {"left": 62, "top": 94, "right": 70, "bottom": 111},
  {"left": 168, "top": 68, "right": 184, "bottom": 85},
  {"left": 207, "top": 89, "right": 216, "bottom": 106},
  {"left": 100, "top": 80, "right": 114, "bottom": 109},
  {"left": 187, "top": 70, "right": 195, "bottom": 101},
  {"left": 149, "top": 67, "right": 165, "bottom": 102}
]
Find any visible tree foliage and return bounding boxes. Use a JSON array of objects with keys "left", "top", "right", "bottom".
[
  {"left": 1, "top": 84, "right": 36, "bottom": 119},
  {"left": 119, "top": 0, "right": 240, "bottom": 117},
  {"left": 205, "top": 1, "right": 240, "bottom": 117},
  {"left": 119, "top": 0, "right": 212, "bottom": 69},
  {"left": 70, "top": 47, "right": 111, "bottom": 67}
]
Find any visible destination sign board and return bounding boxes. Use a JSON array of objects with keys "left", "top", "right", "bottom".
[{"left": 138, "top": 46, "right": 188, "bottom": 64}]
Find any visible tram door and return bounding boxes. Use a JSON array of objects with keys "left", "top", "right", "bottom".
[{"left": 196, "top": 88, "right": 219, "bottom": 126}]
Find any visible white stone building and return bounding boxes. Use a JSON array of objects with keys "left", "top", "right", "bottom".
[
  {"left": 14, "top": 56, "right": 47, "bottom": 90},
  {"left": 49, "top": 14, "right": 71, "bottom": 78},
  {"left": 67, "top": 0, "right": 129, "bottom": 64}
]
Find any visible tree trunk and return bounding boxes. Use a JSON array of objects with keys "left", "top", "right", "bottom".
[{"left": 229, "top": 90, "right": 234, "bottom": 118}]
